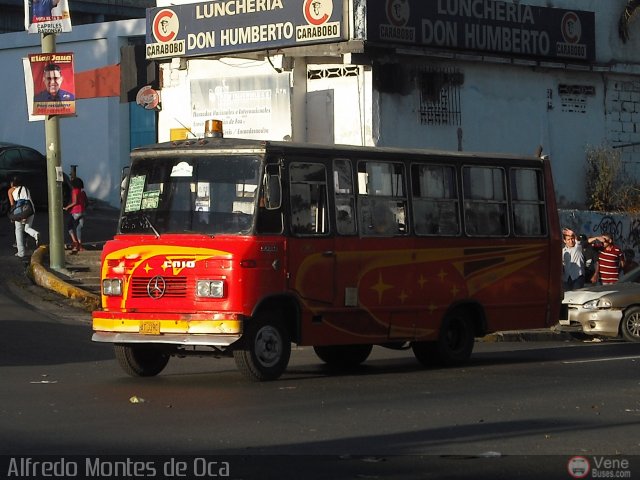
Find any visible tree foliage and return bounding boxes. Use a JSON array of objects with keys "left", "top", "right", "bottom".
[{"left": 585, "top": 145, "right": 640, "bottom": 213}]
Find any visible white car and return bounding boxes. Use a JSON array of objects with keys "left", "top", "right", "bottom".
[{"left": 558, "top": 267, "right": 640, "bottom": 342}]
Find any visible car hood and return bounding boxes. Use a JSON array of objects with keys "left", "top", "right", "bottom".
[{"left": 563, "top": 282, "right": 640, "bottom": 304}]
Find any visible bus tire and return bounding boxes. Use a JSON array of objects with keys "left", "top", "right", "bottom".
[
  {"left": 114, "top": 344, "right": 170, "bottom": 377},
  {"left": 233, "top": 314, "right": 291, "bottom": 381},
  {"left": 313, "top": 344, "right": 373, "bottom": 369},
  {"left": 621, "top": 306, "right": 640, "bottom": 342},
  {"left": 413, "top": 311, "right": 475, "bottom": 367}
]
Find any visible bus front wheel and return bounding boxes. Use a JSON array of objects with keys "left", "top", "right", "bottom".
[
  {"left": 114, "top": 344, "right": 170, "bottom": 377},
  {"left": 412, "top": 312, "right": 475, "bottom": 367},
  {"left": 233, "top": 314, "right": 291, "bottom": 381},
  {"left": 314, "top": 344, "right": 373, "bottom": 369}
]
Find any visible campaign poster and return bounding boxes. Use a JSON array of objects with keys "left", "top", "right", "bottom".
[
  {"left": 29, "top": 53, "right": 76, "bottom": 116},
  {"left": 24, "top": 0, "right": 72, "bottom": 34}
]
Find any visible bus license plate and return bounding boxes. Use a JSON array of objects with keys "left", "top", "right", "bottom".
[{"left": 140, "top": 321, "right": 160, "bottom": 335}]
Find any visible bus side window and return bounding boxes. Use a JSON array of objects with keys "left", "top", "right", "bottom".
[
  {"left": 357, "top": 160, "right": 408, "bottom": 236},
  {"left": 510, "top": 168, "right": 546, "bottom": 236},
  {"left": 334, "top": 158, "right": 356, "bottom": 235},
  {"left": 462, "top": 166, "right": 508, "bottom": 236},
  {"left": 289, "top": 162, "right": 329, "bottom": 236},
  {"left": 411, "top": 164, "right": 460, "bottom": 236}
]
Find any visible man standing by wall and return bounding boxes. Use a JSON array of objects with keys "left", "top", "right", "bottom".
[{"left": 593, "top": 234, "right": 625, "bottom": 285}]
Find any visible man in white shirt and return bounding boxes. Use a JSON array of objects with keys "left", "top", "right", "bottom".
[{"left": 562, "top": 228, "right": 585, "bottom": 291}]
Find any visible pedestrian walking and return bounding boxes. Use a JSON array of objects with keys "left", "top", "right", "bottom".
[
  {"left": 63, "top": 177, "right": 87, "bottom": 253},
  {"left": 10, "top": 176, "right": 39, "bottom": 258}
]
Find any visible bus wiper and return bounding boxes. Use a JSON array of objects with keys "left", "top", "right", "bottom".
[{"left": 142, "top": 214, "right": 160, "bottom": 238}]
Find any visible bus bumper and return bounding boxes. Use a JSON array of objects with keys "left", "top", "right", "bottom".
[{"left": 92, "top": 311, "right": 243, "bottom": 346}]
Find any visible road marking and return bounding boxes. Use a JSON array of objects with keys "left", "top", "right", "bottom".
[{"left": 564, "top": 355, "right": 640, "bottom": 364}]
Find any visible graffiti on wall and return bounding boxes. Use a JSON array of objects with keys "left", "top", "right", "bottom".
[{"left": 559, "top": 209, "right": 640, "bottom": 256}]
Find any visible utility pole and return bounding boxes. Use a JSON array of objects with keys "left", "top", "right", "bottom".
[{"left": 41, "top": 32, "right": 66, "bottom": 272}]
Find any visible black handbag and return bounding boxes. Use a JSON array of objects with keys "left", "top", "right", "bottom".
[{"left": 8, "top": 188, "right": 35, "bottom": 222}]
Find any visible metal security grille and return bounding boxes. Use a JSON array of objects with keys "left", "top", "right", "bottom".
[
  {"left": 131, "top": 277, "right": 188, "bottom": 298},
  {"left": 418, "top": 67, "right": 463, "bottom": 126},
  {"left": 308, "top": 66, "right": 360, "bottom": 80}
]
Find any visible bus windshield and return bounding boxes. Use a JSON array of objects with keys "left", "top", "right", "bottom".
[{"left": 120, "top": 155, "right": 260, "bottom": 235}]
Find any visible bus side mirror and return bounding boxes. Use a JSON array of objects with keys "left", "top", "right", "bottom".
[{"left": 263, "top": 166, "right": 281, "bottom": 210}]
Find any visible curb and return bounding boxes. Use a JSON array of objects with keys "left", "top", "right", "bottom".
[
  {"left": 27, "top": 245, "right": 100, "bottom": 312},
  {"left": 481, "top": 328, "right": 574, "bottom": 342}
]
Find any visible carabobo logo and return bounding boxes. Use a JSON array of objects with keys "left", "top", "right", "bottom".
[
  {"left": 386, "top": 0, "right": 410, "bottom": 27},
  {"left": 152, "top": 9, "right": 179, "bottom": 43},
  {"left": 303, "top": 0, "right": 332, "bottom": 26},
  {"left": 561, "top": 12, "right": 581, "bottom": 44},
  {"left": 147, "top": 275, "right": 167, "bottom": 300}
]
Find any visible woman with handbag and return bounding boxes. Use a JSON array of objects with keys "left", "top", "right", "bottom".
[{"left": 10, "top": 176, "right": 39, "bottom": 258}]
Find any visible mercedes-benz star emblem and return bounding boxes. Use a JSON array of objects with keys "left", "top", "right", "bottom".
[{"left": 147, "top": 275, "right": 166, "bottom": 299}]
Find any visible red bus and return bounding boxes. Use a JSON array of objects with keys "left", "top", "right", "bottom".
[{"left": 92, "top": 135, "right": 562, "bottom": 381}]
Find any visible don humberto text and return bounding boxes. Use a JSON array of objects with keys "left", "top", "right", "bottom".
[{"left": 188, "top": 23, "right": 338, "bottom": 47}]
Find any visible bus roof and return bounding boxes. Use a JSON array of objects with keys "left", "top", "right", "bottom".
[{"left": 131, "top": 137, "right": 546, "bottom": 163}]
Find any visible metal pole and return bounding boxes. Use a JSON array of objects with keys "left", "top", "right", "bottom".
[{"left": 41, "top": 32, "right": 65, "bottom": 272}]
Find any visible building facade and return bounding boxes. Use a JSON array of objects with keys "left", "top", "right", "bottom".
[
  {"left": 149, "top": 0, "right": 640, "bottom": 209},
  {"left": 1, "top": 1, "right": 640, "bottom": 209}
]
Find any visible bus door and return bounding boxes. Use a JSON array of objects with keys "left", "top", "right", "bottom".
[{"left": 286, "top": 162, "right": 336, "bottom": 305}]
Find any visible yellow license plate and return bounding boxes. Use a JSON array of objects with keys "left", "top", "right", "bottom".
[{"left": 140, "top": 321, "right": 161, "bottom": 335}]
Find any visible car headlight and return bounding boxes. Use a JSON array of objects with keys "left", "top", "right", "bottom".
[
  {"left": 583, "top": 298, "right": 612, "bottom": 309},
  {"left": 196, "top": 280, "right": 225, "bottom": 298},
  {"left": 102, "top": 278, "right": 122, "bottom": 296}
]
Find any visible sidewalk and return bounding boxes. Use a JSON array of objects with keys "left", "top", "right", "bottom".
[
  {"left": 24, "top": 202, "right": 119, "bottom": 312},
  {"left": 28, "top": 243, "right": 103, "bottom": 311},
  {"left": 25, "top": 239, "right": 574, "bottom": 342}
]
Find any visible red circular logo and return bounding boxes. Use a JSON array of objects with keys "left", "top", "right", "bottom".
[
  {"left": 386, "top": 0, "right": 410, "bottom": 27},
  {"left": 561, "top": 12, "right": 581, "bottom": 44},
  {"left": 153, "top": 9, "right": 178, "bottom": 43},
  {"left": 303, "top": 0, "right": 332, "bottom": 26},
  {"left": 567, "top": 456, "right": 590, "bottom": 479},
  {"left": 136, "top": 86, "right": 160, "bottom": 110}
]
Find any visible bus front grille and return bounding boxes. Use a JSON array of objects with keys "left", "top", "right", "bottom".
[{"left": 131, "top": 276, "right": 188, "bottom": 298}]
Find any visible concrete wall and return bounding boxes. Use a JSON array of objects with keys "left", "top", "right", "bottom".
[
  {"left": 560, "top": 209, "right": 640, "bottom": 260},
  {"left": 0, "top": 19, "right": 145, "bottom": 208}
]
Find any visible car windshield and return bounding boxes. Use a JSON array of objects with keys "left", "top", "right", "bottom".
[
  {"left": 621, "top": 265, "right": 640, "bottom": 283},
  {"left": 119, "top": 155, "right": 260, "bottom": 235}
]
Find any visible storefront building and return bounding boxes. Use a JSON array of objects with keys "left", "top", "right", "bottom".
[
  {"left": 1, "top": 1, "right": 640, "bottom": 208},
  {"left": 151, "top": 0, "right": 640, "bottom": 209}
]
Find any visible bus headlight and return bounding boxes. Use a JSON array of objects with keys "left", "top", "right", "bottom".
[
  {"left": 196, "top": 280, "right": 225, "bottom": 298},
  {"left": 102, "top": 278, "right": 122, "bottom": 296}
]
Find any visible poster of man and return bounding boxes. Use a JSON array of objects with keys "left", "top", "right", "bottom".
[
  {"left": 29, "top": 53, "right": 76, "bottom": 116},
  {"left": 24, "top": 0, "right": 72, "bottom": 34}
]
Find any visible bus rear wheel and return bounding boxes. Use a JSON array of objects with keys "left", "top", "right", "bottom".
[
  {"left": 412, "top": 312, "right": 475, "bottom": 367},
  {"left": 114, "top": 344, "right": 170, "bottom": 377},
  {"left": 233, "top": 314, "right": 291, "bottom": 381},
  {"left": 314, "top": 344, "right": 373, "bottom": 369}
]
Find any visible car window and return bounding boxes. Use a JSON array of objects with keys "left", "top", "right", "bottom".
[
  {"left": 19, "top": 148, "right": 44, "bottom": 169},
  {"left": 0, "top": 148, "right": 22, "bottom": 169},
  {"left": 621, "top": 265, "right": 640, "bottom": 283}
]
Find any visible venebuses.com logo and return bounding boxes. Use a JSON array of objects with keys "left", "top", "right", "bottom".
[{"left": 567, "top": 456, "right": 632, "bottom": 478}]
